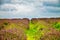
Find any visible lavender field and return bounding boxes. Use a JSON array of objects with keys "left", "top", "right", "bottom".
[{"left": 0, "top": 18, "right": 60, "bottom": 40}]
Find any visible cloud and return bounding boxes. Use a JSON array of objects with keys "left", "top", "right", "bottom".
[
  {"left": 0, "top": 3, "right": 35, "bottom": 15},
  {"left": 43, "top": 1, "right": 60, "bottom": 7},
  {"left": 42, "top": 0, "right": 58, "bottom": 3},
  {"left": 0, "top": 3, "right": 39, "bottom": 19},
  {"left": 0, "top": 0, "right": 11, "bottom": 5},
  {"left": 43, "top": 0, "right": 60, "bottom": 13},
  {"left": 0, "top": 0, "right": 60, "bottom": 18},
  {"left": 45, "top": 6, "right": 60, "bottom": 13}
]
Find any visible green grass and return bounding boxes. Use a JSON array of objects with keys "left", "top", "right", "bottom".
[
  {"left": 25, "top": 21, "right": 49, "bottom": 40},
  {"left": 53, "top": 22, "right": 60, "bottom": 31},
  {"left": 25, "top": 21, "right": 60, "bottom": 40}
]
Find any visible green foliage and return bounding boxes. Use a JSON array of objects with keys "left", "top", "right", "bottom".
[
  {"left": 53, "top": 22, "right": 60, "bottom": 30},
  {"left": 25, "top": 21, "right": 48, "bottom": 40}
]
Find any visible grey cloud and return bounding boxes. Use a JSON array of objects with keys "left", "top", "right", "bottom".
[
  {"left": 43, "top": 2, "right": 60, "bottom": 7},
  {"left": 0, "top": 0, "right": 60, "bottom": 18},
  {"left": 43, "top": 0, "right": 60, "bottom": 13},
  {"left": 0, "top": 0, "right": 11, "bottom": 5}
]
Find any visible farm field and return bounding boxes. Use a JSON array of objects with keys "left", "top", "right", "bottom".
[{"left": 0, "top": 18, "right": 60, "bottom": 40}]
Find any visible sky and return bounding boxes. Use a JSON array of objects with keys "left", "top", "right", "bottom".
[{"left": 0, "top": 0, "right": 60, "bottom": 19}]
